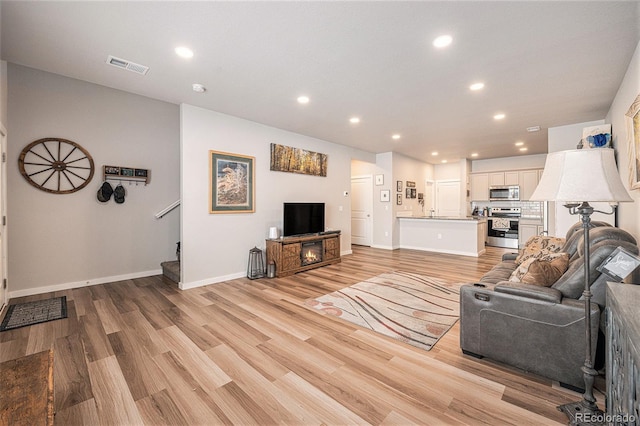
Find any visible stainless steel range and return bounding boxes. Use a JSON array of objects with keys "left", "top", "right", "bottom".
[{"left": 487, "top": 207, "right": 520, "bottom": 249}]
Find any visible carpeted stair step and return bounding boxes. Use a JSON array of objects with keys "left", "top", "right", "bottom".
[{"left": 161, "top": 260, "right": 180, "bottom": 283}]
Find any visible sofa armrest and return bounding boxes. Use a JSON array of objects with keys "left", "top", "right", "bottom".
[
  {"left": 494, "top": 282, "right": 562, "bottom": 304},
  {"left": 502, "top": 253, "right": 519, "bottom": 261}
]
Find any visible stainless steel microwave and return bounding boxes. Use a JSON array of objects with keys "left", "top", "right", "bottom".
[{"left": 489, "top": 185, "right": 520, "bottom": 201}]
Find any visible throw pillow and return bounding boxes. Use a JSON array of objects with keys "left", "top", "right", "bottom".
[
  {"left": 509, "top": 252, "right": 569, "bottom": 286},
  {"left": 515, "top": 235, "right": 566, "bottom": 265}
]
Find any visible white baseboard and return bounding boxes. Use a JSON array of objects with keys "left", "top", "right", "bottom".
[
  {"left": 179, "top": 271, "right": 246, "bottom": 290},
  {"left": 8, "top": 269, "right": 163, "bottom": 299},
  {"left": 340, "top": 249, "right": 353, "bottom": 256},
  {"left": 370, "top": 244, "right": 395, "bottom": 250},
  {"left": 399, "top": 245, "right": 480, "bottom": 257}
]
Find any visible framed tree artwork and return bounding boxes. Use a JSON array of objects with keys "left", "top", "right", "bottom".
[{"left": 209, "top": 150, "right": 255, "bottom": 213}]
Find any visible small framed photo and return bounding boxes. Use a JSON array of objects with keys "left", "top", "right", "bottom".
[
  {"left": 411, "top": 188, "right": 417, "bottom": 198},
  {"left": 418, "top": 192, "right": 424, "bottom": 200},
  {"left": 104, "top": 166, "right": 120, "bottom": 175},
  {"left": 405, "top": 188, "right": 411, "bottom": 198},
  {"left": 406, "top": 181, "right": 416, "bottom": 188},
  {"left": 120, "top": 168, "right": 134, "bottom": 177},
  {"left": 380, "top": 189, "right": 390, "bottom": 202},
  {"left": 396, "top": 193, "right": 402, "bottom": 205},
  {"left": 396, "top": 180, "right": 402, "bottom": 192},
  {"left": 375, "top": 174, "right": 384, "bottom": 186}
]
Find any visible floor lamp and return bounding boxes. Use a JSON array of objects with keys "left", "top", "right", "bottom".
[{"left": 530, "top": 148, "right": 632, "bottom": 424}]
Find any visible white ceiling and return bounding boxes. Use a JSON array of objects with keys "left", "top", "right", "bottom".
[{"left": 2, "top": 1, "right": 639, "bottom": 164}]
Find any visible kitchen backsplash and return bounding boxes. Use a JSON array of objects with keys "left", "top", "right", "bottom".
[{"left": 471, "top": 200, "right": 544, "bottom": 219}]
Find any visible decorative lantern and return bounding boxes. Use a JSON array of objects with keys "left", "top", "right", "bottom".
[{"left": 247, "top": 246, "right": 265, "bottom": 279}]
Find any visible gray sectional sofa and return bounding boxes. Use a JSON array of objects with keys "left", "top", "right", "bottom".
[{"left": 460, "top": 222, "right": 638, "bottom": 390}]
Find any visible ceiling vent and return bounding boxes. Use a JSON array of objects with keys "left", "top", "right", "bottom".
[{"left": 106, "top": 55, "right": 149, "bottom": 75}]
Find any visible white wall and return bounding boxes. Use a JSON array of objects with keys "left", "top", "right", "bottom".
[
  {"left": 8, "top": 64, "right": 180, "bottom": 296},
  {"left": 548, "top": 120, "right": 605, "bottom": 152},
  {"left": 607, "top": 39, "right": 640, "bottom": 242},
  {"left": 0, "top": 61, "right": 7, "bottom": 126},
  {"left": 547, "top": 119, "right": 616, "bottom": 237},
  {"left": 391, "top": 153, "right": 434, "bottom": 247},
  {"left": 371, "top": 152, "right": 393, "bottom": 249},
  {"left": 180, "top": 104, "right": 369, "bottom": 288}
]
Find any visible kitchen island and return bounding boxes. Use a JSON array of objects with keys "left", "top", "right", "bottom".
[{"left": 398, "top": 215, "right": 488, "bottom": 257}]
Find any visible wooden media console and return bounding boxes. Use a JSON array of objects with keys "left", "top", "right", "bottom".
[{"left": 266, "top": 231, "right": 341, "bottom": 277}]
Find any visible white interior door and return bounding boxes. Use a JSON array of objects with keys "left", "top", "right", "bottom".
[
  {"left": 436, "top": 180, "right": 461, "bottom": 217},
  {"left": 424, "top": 181, "right": 434, "bottom": 215},
  {"left": 0, "top": 125, "right": 7, "bottom": 311},
  {"left": 351, "top": 176, "right": 373, "bottom": 246}
]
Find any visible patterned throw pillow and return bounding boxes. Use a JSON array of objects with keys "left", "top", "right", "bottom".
[
  {"left": 509, "top": 252, "right": 570, "bottom": 286},
  {"left": 515, "top": 235, "right": 566, "bottom": 265}
]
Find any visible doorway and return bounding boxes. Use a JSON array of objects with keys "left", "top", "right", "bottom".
[
  {"left": 350, "top": 175, "right": 373, "bottom": 246},
  {"left": 435, "top": 180, "right": 461, "bottom": 217}
]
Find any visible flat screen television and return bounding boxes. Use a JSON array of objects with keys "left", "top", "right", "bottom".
[{"left": 283, "top": 202, "right": 325, "bottom": 237}]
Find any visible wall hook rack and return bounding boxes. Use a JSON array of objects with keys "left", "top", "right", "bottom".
[{"left": 103, "top": 165, "right": 150, "bottom": 185}]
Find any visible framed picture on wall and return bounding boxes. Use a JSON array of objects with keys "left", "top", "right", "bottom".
[
  {"left": 375, "top": 174, "right": 384, "bottom": 185},
  {"left": 209, "top": 150, "right": 255, "bottom": 213},
  {"left": 396, "top": 193, "right": 402, "bottom": 205},
  {"left": 380, "top": 189, "right": 390, "bottom": 202},
  {"left": 396, "top": 180, "right": 402, "bottom": 192},
  {"left": 625, "top": 93, "right": 640, "bottom": 190}
]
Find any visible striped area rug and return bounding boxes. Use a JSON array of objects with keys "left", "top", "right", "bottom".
[{"left": 306, "top": 272, "right": 460, "bottom": 351}]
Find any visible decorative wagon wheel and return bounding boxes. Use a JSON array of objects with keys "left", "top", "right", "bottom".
[{"left": 18, "top": 138, "right": 95, "bottom": 194}]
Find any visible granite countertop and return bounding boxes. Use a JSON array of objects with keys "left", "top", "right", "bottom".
[{"left": 398, "top": 215, "right": 487, "bottom": 221}]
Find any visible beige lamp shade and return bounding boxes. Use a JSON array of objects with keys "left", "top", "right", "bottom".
[{"left": 530, "top": 148, "right": 632, "bottom": 203}]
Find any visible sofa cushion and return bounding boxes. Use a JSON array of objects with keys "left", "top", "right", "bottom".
[
  {"left": 509, "top": 252, "right": 569, "bottom": 286},
  {"left": 516, "top": 235, "right": 566, "bottom": 265}
]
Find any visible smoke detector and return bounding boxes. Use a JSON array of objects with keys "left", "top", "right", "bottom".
[
  {"left": 106, "top": 55, "right": 149, "bottom": 75},
  {"left": 192, "top": 83, "right": 206, "bottom": 93}
]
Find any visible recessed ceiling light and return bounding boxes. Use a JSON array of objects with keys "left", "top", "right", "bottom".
[
  {"left": 349, "top": 117, "right": 361, "bottom": 124},
  {"left": 441, "top": 160, "right": 448, "bottom": 164},
  {"left": 519, "top": 147, "right": 528, "bottom": 152},
  {"left": 433, "top": 35, "right": 453, "bottom": 48},
  {"left": 192, "top": 83, "right": 206, "bottom": 93},
  {"left": 526, "top": 126, "right": 541, "bottom": 132},
  {"left": 494, "top": 113, "right": 506, "bottom": 120},
  {"left": 297, "top": 95, "right": 310, "bottom": 104},
  {"left": 391, "top": 134, "right": 401, "bottom": 140},
  {"left": 469, "top": 82, "right": 485, "bottom": 91},
  {"left": 431, "top": 151, "right": 438, "bottom": 156},
  {"left": 471, "top": 153, "right": 479, "bottom": 157},
  {"left": 515, "top": 141, "right": 524, "bottom": 146},
  {"left": 175, "top": 46, "right": 194, "bottom": 59}
]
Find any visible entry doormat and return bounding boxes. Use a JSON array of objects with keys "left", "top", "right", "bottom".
[
  {"left": 0, "top": 297, "right": 67, "bottom": 331},
  {"left": 306, "top": 272, "right": 460, "bottom": 351}
]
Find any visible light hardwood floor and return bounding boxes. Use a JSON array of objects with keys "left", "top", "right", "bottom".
[{"left": 0, "top": 246, "right": 598, "bottom": 425}]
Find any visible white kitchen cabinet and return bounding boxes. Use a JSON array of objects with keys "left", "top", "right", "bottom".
[
  {"left": 489, "top": 172, "right": 505, "bottom": 187},
  {"left": 470, "top": 173, "right": 489, "bottom": 201},
  {"left": 505, "top": 171, "right": 519, "bottom": 185},
  {"left": 519, "top": 169, "right": 541, "bottom": 200},
  {"left": 519, "top": 218, "right": 544, "bottom": 248}
]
